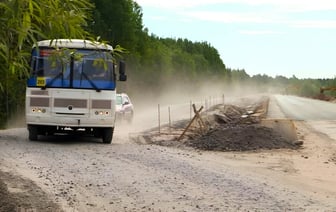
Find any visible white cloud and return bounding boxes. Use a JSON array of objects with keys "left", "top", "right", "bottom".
[
  {"left": 237, "top": 0, "right": 336, "bottom": 12},
  {"left": 149, "top": 16, "right": 168, "bottom": 21},
  {"left": 256, "top": 0, "right": 336, "bottom": 12},
  {"left": 135, "top": 0, "right": 202, "bottom": 9},
  {"left": 239, "top": 30, "right": 284, "bottom": 35},
  {"left": 136, "top": 0, "right": 336, "bottom": 12},
  {"left": 184, "top": 11, "right": 278, "bottom": 24},
  {"left": 137, "top": 0, "right": 336, "bottom": 29},
  {"left": 185, "top": 10, "right": 336, "bottom": 29},
  {"left": 184, "top": 10, "right": 336, "bottom": 29},
  {"left": 291, "top": 20, "right": 336, "bottom": 29}
]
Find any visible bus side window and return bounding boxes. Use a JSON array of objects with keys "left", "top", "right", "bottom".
[
  {"left": 31, "top": 57, "right": 45, "bottom": 76},
  {"left": 30, "top": 57, "right": 37, "bottom": 76}
]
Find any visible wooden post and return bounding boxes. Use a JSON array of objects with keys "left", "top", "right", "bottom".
[
  {"left": 168, "top": 106, "right": 171, "bottom": 131},
  {"left": 158, "top": 104, "right": 161, "bottom": 134},
  {"left": 178, "top": 104, "right": 204, "bottom": 141},
  {"left": 193, "top": 104, "right": 206, "bottom": 129},
  {"left": 190, "top": 101, "right": 192, "bottom": 121}
]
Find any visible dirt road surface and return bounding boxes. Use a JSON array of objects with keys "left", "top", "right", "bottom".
[{"left": 1, "top": 95, "right": 336, "bottom": 211}]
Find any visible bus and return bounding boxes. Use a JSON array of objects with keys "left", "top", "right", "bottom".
[{"left": 26, "top": 39, "right": 127, "bottom": 143}]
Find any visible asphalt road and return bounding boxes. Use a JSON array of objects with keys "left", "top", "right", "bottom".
[
  {"left": 274, "top": 95, "right": 336, "bottom": 120},
  {"left": 272, "top": 95, "right": 336, "bottom": 141}
]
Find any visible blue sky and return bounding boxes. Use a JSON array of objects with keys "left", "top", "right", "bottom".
[{"left": 135, "top": 0, "right": 336, "bottom": 79}]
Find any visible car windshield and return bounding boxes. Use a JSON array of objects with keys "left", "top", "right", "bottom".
[{"left": 116, "top": 96, "right": 122, "bottom": 105}]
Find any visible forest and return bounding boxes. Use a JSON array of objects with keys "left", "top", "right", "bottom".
[{"left": 0, "top": 0, "right": 335, "bottom": 128}]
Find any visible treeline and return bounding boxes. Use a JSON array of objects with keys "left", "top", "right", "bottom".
[
  {"left": 230, "top": 72, "right": 336, "bottom": 98},
  {"left": 0, "top": 0, "right": 335, "bottom": 128},
  {"left": 89, "top": 0, "right": 229, "bottom": 95},
  {"left": 88, "top": 0, "right": 336, "bottom": 99}
]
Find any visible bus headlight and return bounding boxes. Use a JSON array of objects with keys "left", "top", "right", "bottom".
[
  {"left": 94, "top": 111, "right": 110, "bottom": 116},
  {"left": 31, "top": 108, "right": 46, "bottom": 113}
]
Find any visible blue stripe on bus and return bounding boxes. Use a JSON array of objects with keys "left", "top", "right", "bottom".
[{"left": 27, "top": 78, "right": 116, "bottom": 90}]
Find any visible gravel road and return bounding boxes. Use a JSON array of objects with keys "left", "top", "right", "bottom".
[{"left": 1, "top": 95, "right": 336, "bottom": 211}]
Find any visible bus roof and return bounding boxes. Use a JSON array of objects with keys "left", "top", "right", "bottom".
[{"left": 36, "top": 39, "right": 113, "bottom": 51}]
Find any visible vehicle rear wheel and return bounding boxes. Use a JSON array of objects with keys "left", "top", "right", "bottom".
[
  {"left": 102, "top": 127, "right": 114, "bottom": 144},
  {"left": 28, "top": 125, "right": 38, "bottom": 141}
]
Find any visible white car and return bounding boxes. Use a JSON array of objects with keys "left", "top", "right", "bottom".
[{"left": 116, "top": 93, "right": 134, "bottom": 123}]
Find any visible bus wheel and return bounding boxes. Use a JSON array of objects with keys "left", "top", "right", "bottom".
[
  {"left": 102, "top": 127, "right": 114, "bottom": 144},
  {"left": 28, "top": 125, "right": 38, "bottom": 141},
  {"left": 93, "top": 128, "right": 102, "bottom": 138}
]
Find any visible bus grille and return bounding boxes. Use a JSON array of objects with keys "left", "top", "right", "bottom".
[
  {"left": 30, "top": 97, "right": 49, "bottom": 107},
  {"left": 92, "top": 100, "right": 112, "bottom": 109},
  {"left": 54, "top": 99, "right": 87, "bottom": 108}
]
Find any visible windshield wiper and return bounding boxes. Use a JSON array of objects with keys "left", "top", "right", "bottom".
[
  {"left": 41, "top": 72, "right": 63, "bottom": 90},
  {"left": 81, "top": 72, "right": 101, "bottom": 92}
]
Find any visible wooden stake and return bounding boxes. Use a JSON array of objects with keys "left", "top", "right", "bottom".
[
  {"left": 158, "top": 104, "right": 160, "bottom": 134},
  {"left": 178, "top": 104, "right": 205, "bottom": 141}
]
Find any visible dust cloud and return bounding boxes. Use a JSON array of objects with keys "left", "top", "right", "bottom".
[
  {"left": 6, "top": 75, "right": 281, "bottom": 141},
  {"left": 6, "top": 110, "right": 26, "bottom": 129},
  {"left": 116, "top": 77, "right": 282, "bottom": 137}
]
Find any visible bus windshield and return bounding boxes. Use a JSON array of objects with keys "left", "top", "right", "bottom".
[{"left": 28, "top": 48, "right": 115, "bottom": 90}]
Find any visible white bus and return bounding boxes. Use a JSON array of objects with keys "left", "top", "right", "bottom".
[{"left": 26, "top": 39, "right": 127, "bottom": 143}]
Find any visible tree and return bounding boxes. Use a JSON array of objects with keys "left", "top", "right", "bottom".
[
  {"left": 0, "top": 0, "right": 93, "bottom": 127},
  {"left": 0, "top": 0, "right": 92, "bottom": 77},
  {"left": 89, "top": 0, "right": 144, "bottom": 52}
]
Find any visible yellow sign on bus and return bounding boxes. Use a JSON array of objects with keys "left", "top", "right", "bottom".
[{"left": 36, "top": 77, "right": 46, "bottom": 87}]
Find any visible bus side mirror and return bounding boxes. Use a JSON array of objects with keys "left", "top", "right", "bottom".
[{"left": 118, "top": 61, "right": 127, "bottom": 81}]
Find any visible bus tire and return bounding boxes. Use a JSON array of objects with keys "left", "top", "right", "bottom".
[
  {"left": 28, "top": 125, "right": 38, "bottom": 141},
  {"left": 102, "top": 127, "right": 114, "bottom": 144}
]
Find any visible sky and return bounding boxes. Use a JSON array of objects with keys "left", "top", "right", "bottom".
[{"left": 135, "top": 0, "right": 336, "bottom": 79}]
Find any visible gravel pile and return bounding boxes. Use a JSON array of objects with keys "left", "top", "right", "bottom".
[{"left": 144, "top": 96, "right": 301, "bottom": 151}]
